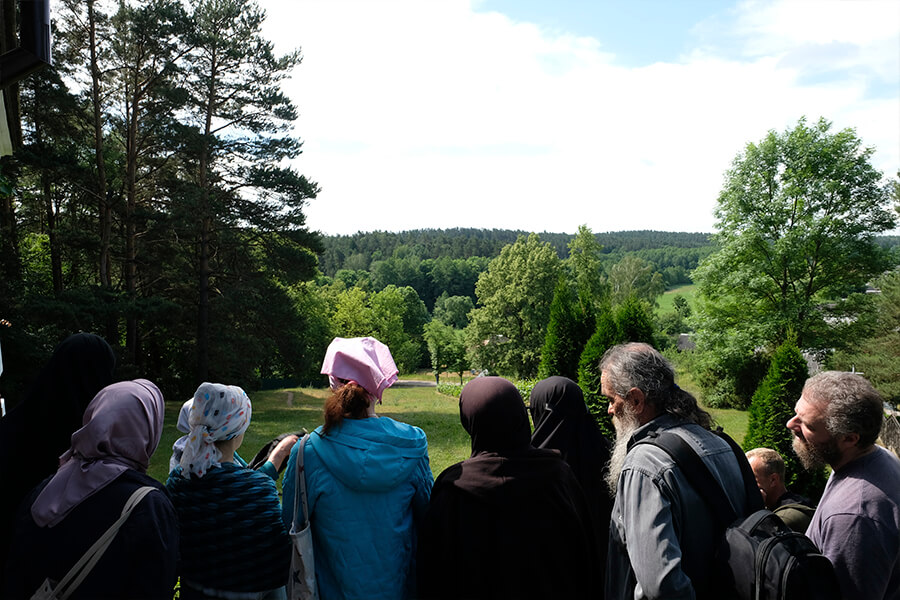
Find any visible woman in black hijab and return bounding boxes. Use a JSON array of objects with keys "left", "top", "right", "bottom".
[
  {"left": 0, "top": 333, "right": 116, "bottom": 584},
  {"left": 417, "top": 377, "right": 598, "bottom": 599},
  {"left": 530, "top": 376, "right": 613, "bottom": 583}
]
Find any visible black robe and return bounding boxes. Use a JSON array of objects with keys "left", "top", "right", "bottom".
[
  {"left": 417, "top": 376, "right": 599, "bottom": 599},
  {"left": 3, "top": 470, "right": 178, "bottom": 600},
  {"left": 0, "top": 333, "right": 116, "bottom": 585},
  {"left": 530, "top": 376, "right": 613, "bottom": 581}
]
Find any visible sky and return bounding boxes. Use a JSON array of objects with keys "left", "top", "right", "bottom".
[{"left": 260, "top": 0, "right": 900, "bottom": 237}]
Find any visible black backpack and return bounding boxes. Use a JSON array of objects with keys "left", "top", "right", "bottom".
[{"left": 636, "top": 429, "right": 840, "bottom": 600}]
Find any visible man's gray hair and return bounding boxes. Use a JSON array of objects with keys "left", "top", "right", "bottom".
[
  {"left": 600, "top": 342, "right": 712, "bottom": 429},
  {"left": 803, "top": 371, "right": 883, "bottom": 447},
  {"left": 746, "top": 447, "right": 785, "bottom": 479}
]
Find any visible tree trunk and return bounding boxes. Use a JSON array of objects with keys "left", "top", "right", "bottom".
[
  {"left": 42, "top": 175, "right": 62, "bottom": 295},
  {"left": 124, "top": 84, "right": 140, "bottom": 365},
  {"left": 87, "top": 0, "right": 118, "bottom": 343},
  {"left": 196, "top": 46, "right": 219, "bottom": 383}
]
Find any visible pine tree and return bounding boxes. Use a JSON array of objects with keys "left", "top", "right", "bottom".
[
  {"left": 578, "top": 306, "right": 619, "bottom": 439},
  {"left": 743, "top": 338, "right": 828, "bottom": 500}
]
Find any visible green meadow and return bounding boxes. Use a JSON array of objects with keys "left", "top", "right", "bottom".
[
  {"left": 148, "top": 386, "right": 471, "bottom": 483},
  {"left": 657, "top": 283, "right": 698, "bottom": 314},
  {"left": 148, "top": 379, "right": 748, "bottom": 484}
]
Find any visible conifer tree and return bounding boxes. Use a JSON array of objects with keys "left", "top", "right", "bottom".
[
  {"left": 743, "top": 338, "right": 827, "bottom": 500},
  {"left": 578, "top": 306, "right": 619, "bottom": 439},
  {"left": 538, "top": 278, "right": 582, "bottom": 381},
  {"left": 615, "top": 296, "right": 656, "bottom": 345}
]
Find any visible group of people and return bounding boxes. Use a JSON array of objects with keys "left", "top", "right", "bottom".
[{"left": 0, "top": 334, "right": 898, "bottom": 600}]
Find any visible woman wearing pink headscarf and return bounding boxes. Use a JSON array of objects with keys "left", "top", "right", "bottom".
[
  {"left": 281, "top": 337, "right": 433, "bottom": 600},
  {"left": 2, "top": 379, "right": 178, "bottom": 599}
]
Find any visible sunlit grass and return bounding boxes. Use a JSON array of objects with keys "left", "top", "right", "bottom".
[
  {"left": 657, "top": 283, "right": 698, "bottom": 315},
  {"left": 148, "top": 386, "right": 470, "bottom": 483},
  {"left": 149, "top": 368, "right": 749, "bottom": 484}
]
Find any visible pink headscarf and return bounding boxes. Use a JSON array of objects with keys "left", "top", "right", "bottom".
[
  {"left": 320, "top": 337, "right": 399, "bottom": 402},
  {"left": 31, "top": 379, "right": 165, "bottom": 527}
]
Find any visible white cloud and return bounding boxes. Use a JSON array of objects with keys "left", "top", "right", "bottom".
[{"left": 262, "top": 0, "right": 900, "bottom": 236}]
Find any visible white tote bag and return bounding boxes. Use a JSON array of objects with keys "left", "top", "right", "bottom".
[{"left": 288, "top": 434, "right": 318, "bottom": 600}]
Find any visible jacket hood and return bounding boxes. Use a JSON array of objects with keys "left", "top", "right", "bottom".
[{"left": 311, "top": 417, "right": 429, "bottom": 492}]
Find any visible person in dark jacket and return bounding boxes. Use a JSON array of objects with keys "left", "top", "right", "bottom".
[
  {"left": 530, "top": 376, "right": 613, "bottom": 580},
  {"left": 0, "top": 332, "right": 116, "bottom": 586},
  {"left": 3, "top": 379, "right": 178, "bottom": 600},
  {"left": 167, "top": 382, "right": 292, "bottom": 600},
  {"left": 417, "top": 376, "right": 598, "bottom": 599}
]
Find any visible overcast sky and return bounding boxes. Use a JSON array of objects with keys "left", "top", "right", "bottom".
[{"left": 260, "top": 0, "right": 900, "bottom": 237}]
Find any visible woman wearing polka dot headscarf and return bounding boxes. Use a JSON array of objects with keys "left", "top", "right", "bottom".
[{"left": 167, "top": 383, "right": 291, "bottom": 600}]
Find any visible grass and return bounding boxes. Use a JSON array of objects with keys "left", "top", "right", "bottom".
[
  {"left": 148, "top": 385, "right": 470, "bottom": 484},
  {"left": 149, "top": 369, "right": 749, "bottom": 484},
  {"left": 657, "top": 283, "right": 698, "bottom": 315}
]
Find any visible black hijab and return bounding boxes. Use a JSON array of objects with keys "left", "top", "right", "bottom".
[
  {"left": 460, "top": 376, "right": 531, "bottom": 456},
  {"left": 418, "top": 376, "right": 600, "bottom": 598},
  {"left": 530, "top": 376, "right": 611, "bottom": 486},
  {"left": 530, "top": 376, "right": 613, "bottom": 582},
  {"left": 0, "top": 333, "right": 116, "bottom": 586}
]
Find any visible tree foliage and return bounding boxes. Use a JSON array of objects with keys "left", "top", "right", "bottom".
[
  {"left": 0, "top": 0, "right": 321, "bottom": 399},
  {"left": 830, "top": 269, "right": 900, "bottom": 403},
  {"left": 465, "top": 234, "right": 560, "bottom": 378},
  {"left": 608, "top": 255, "right": 665, "bottom": 307},
  {"left": 537, "top": 278, "right": 593, "bottom": 381},
  {"left": 693, "top": 117, "right": 897, "bottom": 406},
  {"left": 743, "top": 338, "right": 828, "bottom": 501}
]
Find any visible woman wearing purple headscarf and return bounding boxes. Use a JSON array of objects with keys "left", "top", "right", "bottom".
[
  {"left": 417, "top": 377, "right": 598, "bottom": 599},
  {"left": 2, "top": 379, "right": 178, "bottom": 599}
]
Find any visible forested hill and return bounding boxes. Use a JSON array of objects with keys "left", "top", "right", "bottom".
[{"left": 319, "top": 228, "right": 715, "bottom": 276}]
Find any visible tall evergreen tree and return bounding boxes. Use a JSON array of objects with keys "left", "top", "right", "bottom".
[
  {"left": 180, "top": 0, "right": 319, "bottom": 381},
  {"left": 743, "top": 338, "right": 828, "bottom": 500},
  {"left": 578, "top": 306, "right": 619, "bottom": 439},
  {"left": 538, "top": 278, "right": 583, "bottom": 381}
]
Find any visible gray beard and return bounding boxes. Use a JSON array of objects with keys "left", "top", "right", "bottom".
[
  {"left": 792, "top": 433, "right": 838, "bottom": 470},
  {"left": 606, "top": 413, "right": 641, "bottom": 497}
]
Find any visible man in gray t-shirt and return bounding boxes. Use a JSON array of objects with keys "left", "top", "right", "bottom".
[{"left": 788, "top": 371, "right": 900, "bottom": 600}]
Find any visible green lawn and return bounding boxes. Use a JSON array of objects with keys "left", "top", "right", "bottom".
[
  {"left": 148, "top": 386, "right": 470, "bottom": 483},
  {"left": 149, "top": 378, "right": 749, "bottom": 484},
  {"left": 657, "top": 283, "right": 698, "bottom": 315}
]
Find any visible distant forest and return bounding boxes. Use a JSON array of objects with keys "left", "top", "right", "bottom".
[{"left": 320, "top": 229, "right": 716, "bottom": 275}]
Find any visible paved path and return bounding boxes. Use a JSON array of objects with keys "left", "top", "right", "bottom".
[{"left": 393, "top": 380, "right": 437, "bottom": 388}]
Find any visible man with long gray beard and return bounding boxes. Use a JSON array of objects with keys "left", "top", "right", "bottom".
[
  {"left": 602, "top": 343, "right": 751, "bottom": 600},
  {"left": 788, "top": 371, "right": 900, "bottom": 600}
]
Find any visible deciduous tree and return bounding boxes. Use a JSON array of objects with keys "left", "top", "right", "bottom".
[
  {"left": 693, "top": 117, "right": 896, "bottom": 405},
  {"left": 466, "top": 234, "right": 560, "bottom": 378}
]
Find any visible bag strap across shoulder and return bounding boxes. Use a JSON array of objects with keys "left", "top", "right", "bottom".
[
  {"left": 48, "top": 485, "right": 157, "bottom": 600},
  {"left": 634, "top": 428, "right": 763, "bottom": 530},
  {"left": 292, "top": 434, "right": 311, "bottom": 530}
]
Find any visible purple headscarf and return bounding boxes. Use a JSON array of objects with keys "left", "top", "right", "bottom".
[{"left": 31, "top": 379, "right": 165, "bottom": 527}]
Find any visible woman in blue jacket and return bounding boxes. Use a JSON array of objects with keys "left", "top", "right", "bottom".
[{"left": 282, "top": 337, "right": 433, "bottom": 600}]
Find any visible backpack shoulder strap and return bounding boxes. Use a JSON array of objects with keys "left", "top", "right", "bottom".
[
  {"left": 635, "top": 430, "right": 737, "bottom": 530},
  {"left": 711, "top": 428, "right": 766, "bottom": 514}
]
